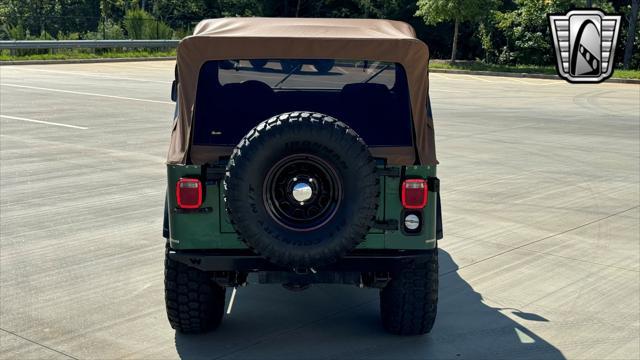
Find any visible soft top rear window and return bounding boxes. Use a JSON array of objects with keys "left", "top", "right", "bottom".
[
  {"left": 192, "top": 59, "right": 413, "bottom": 148},
  {"left": 219, "top": 59, "right": 398, "bottom": 89}
]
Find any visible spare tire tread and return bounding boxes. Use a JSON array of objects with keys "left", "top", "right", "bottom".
[{"left": 224, "top": 111, "right": 379, "bottom": 268}]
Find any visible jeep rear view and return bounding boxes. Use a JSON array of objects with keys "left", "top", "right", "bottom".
[{"left": 163, "top": 17, "right": 442, "bottom": 335}]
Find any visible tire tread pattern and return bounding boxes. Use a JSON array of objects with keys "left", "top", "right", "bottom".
[
  {"left": 164, "top": 250, "right": 226, "bottom": 333},
  {"left": 380, "top": 249, "right": 438, "bottom": 335},
  {"left": 224, "top": 111, "right": 379, "bottom": 268}
]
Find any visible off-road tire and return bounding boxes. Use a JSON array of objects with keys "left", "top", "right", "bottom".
[
  {"left": 224, "top": 111, "right": 379, "bottom": 268},
  {"left": 380, "top": 250, "right": 438, "bottom": 335},
  {"left": 165, "top": 249, "right": 226, "bottom": 333}
]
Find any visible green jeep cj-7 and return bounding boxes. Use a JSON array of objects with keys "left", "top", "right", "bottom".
[{"left": 163, "top": 17, "right": 442, "bottom": 335}]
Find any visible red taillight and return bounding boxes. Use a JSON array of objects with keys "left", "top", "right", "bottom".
[
  {"left": 401, "top": 179, "right": 428, "bottom": 209},
  {"left": 176, "top": 178, "right": 202, "bottom": 209}
]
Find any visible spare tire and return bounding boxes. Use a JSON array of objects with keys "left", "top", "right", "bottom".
[
  {"left": 313, "top": 59, "right": 335, "bottom": 73},
  {"left": 224, "top": 112, "right": 379, "bottom": 268},
  {"left": 250, "top": 59, "right": 268, "bottom": 69}
]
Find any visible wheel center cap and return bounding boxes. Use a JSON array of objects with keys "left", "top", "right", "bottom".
[{"left": 292, "top": 182, "right": 313, "bottom": 202}]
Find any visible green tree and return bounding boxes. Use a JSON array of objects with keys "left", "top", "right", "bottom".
[
  {"left": 494, "top": 0, "right": 556, "bottom": 65},
  {"left": 216, "top": 0, "right": 264, "bottom": 17},
  {"left": 151, "top": 0, "right": 207, "bottom": 28},
  {"left": 622, "top": 0, "right": 639, "bottom": 69},
  {"left": 1, "top": 0, "right": 59, "bottom": 37},
  {"left": 354, "top": 0, "right": 403, "bottom": 18},
  {"left": 416, "top": 0, "right": 498, "bottom": 61},
  {"left": 58, "top": 0, "right": 101, "bottom": 35},
  {"left": 1, "top": 0, "right": 102, "bottom": 39},
  {"left": 123, "top": 8, "right": 173, "bottom": 39},
  {"left": 100, "top": 0, "right": 136, "bottom": 23},
  {"left": 494, "top": 0, "right": 621, "bottom": 66}
]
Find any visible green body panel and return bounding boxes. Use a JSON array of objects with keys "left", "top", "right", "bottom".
[
  {"left": 168, "top": 164, "right": 437, "bottom": 251},
  {"left": 384, "top": 165, "right": 437, "bottom": 249}
]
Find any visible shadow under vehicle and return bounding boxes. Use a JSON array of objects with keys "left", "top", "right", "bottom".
[
  {"left": 173, "top": 250, "right": 566, "bottom": 359},
  {"left": 164, "top": 17, "right": 441, "bottom": 336}
]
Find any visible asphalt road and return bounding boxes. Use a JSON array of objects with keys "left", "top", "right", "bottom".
[{"left": 0, "top": 61, "right": 638, "bottom": 360}]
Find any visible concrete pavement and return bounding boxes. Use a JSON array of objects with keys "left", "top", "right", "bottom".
[{"left": 0, "top": 61, "right": 638, "bottom": 359}]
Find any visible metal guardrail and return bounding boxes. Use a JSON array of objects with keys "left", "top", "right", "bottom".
[{"left": 0, "top": 40, "right": 179, "bottom": 50}]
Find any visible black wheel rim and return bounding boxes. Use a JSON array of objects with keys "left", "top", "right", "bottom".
[{"left": 263, "top": 154, "right": 342, "bottom": 232}]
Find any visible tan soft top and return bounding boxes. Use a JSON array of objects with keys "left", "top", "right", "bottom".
[{"left": 167, "top": 17, "right": 437, "bottom": 166}]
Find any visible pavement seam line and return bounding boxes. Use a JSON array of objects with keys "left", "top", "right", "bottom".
[
  {"left": 9, "top": 67, "right": 172, "bottom": 84},
  {"left": 0, "top": 328, "right": 80, "bottom": 360},
  {"left": 1, "top": 83, "right": 174, "bottom": 105},
  {"left": 0, "top": 114, "right": 88, "bottom": 130},
  {"left": 520, "top": 248, "right": 639, "bottom": 273},
  {"left": 441, "top": 205, "right": 640, "bottom": 277}
]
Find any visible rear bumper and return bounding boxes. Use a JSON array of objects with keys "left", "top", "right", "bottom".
[{"left": 168, "top": 249, "right": 434, "bottom": 272}]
